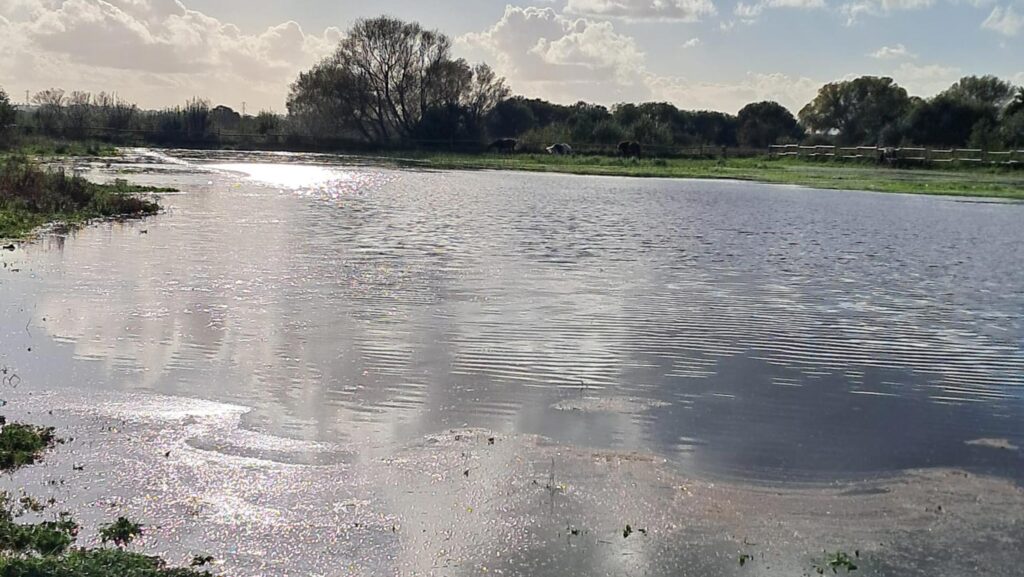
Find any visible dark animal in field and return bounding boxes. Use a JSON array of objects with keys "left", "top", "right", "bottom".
[
  {"left": 488, "top": 138, "right": 517, "bottom": 153},
  {"left": 546, "top": 143, "right": 573, "bottom": 155},
  {"left": 878, "top": 147, "right": 897, "bottom": 165},
  {"left": 618, "top": 141, "right": 642, "bottom": 158}
]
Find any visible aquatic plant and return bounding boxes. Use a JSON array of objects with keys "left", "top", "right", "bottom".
[
  {"left": 814, "top": 550, "right": 859, "bottom": 574},
  {"left": 190, "top": 555, "right": 215, "bottom": 567},
  {"left": 0, "top": 494, "right": 78, "bottom": 557},
  {"left": 0, "top": 408, "right": 211, "bottom": 576},
  {"left": 99, "top": 517, "right": 143, "bottom": 547},
  {"left": 0, "top": 423, "right": 60, "bottom": 471},
  {"left": 0, "top": 547, "right": 214, "bottom": 577}
]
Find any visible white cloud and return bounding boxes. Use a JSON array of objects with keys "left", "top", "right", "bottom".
[
  {"left": 870, "top": 43, "right": 916, "bottom": 59},
  {"left": 459, "top": 6, "right": 653, "bottom": 102},
  {"left": 649, "top": 72, "right": 821, "bottom": 112},
  {"left": 458, "top": 5, "right": 819, "bottom": 112},
  {"left": 982, "top": 5, "right": 1023, "bottom": 35},
  {"left": 734, "top": 0, "right": 826, "bottom": 21},
  {"left": 682, "top": 37, "right": 701, "bottom": 47},
  {"left": 0, "top": 0, "right": 340, "bottom": 110},
  {"left": 895, "top": 62, "right": 961, "bottom": 94},
  {"left": 564, "top": 0, "right": 717, "bottom": 22},
  {"left": 841, "top": 0, "right": 935, "bottom": 24},
  {"left": 535, "top": 20, "right": 646, "bottom": 75}
]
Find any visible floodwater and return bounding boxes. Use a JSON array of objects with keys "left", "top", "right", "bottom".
[{"left": 1, "top": 149, "right": 1022, "bottom": 576}]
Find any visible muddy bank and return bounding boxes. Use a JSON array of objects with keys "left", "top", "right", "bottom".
[{"left": 2, "top": 388, "right": 1021, "bottom": 577}]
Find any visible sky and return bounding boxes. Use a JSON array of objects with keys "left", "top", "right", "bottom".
[{"left": 0, "top": 0, "right": 1021, "bottom": 114}]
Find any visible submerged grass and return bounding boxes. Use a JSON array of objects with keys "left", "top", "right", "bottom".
[
  {"left": 0, "top": 423, "right": 212, "bottom": 576},
  {"left": 0, "top": 423, "right": 59, "bottom": 472},
  {"left": 0, "top": 548, "right": 213, "bottom": 577},
  {"left": 0, "top": 156, "right": 162, "bottom": 238},
  {"left": 377, "top": 152, "right": 1024, "bottom": 199}
]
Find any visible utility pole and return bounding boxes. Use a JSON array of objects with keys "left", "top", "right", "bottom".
[
  {"left": 25, "top": 90, "right": 30, "bottom": 106},
  {"left": 242, "top": 101, "right": 246, "bottom": 116}
]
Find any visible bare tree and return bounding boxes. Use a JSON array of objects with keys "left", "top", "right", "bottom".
[
  {"left": 466, "top": 63, "right": 510, "bottom": 126},
  {"left": 32, "top": 88, "right": 66, "bottom": 135},
  {"left": 65, "top": 90, "right": 93, "bottom": 137},
  {"left": 288, "top": 16, "right": 509, "bottom": 143}
]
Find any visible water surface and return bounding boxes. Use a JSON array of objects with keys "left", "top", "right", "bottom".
[{"left": 2, "top": 149, "right": 1022, "bottom": 484}]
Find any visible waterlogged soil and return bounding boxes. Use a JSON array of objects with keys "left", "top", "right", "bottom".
[
  {"left": 0, "top": 149, "right": 1022, "bottom": 575},
  {"left": 2, "top": 390, "right": 1023, "bottom": 577}
]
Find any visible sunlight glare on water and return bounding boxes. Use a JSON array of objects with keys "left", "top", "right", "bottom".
[{"left": 207, "top": 162, "right": 340, "bottom": 189}]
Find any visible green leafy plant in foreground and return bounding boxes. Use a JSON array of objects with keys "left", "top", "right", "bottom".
[
  {"left": 98, "top": 517, "right": 143, "bottom": 547},
  {"left": 0, "top": 494, "right": 78, "bottom": 557},
  {"left": 0, "top": 506, "right": 212, "bottom": 577},
  {"left": 0, "top": 423, "right": 60, "bottom": 471},
  {"left": 0, "top": 547, "right": 213, "bottom": 577},
  {"left": 0, "top": 419, "right": 212, "bottom": 576}
]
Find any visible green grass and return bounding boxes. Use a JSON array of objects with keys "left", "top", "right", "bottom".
[
  {"left": 0, "top": 429, "right": 212, "bottom": 576},
  {"left": 0, "top": 424, "right": 59, "bottom": 472},
  {"left": 4, "top": 137, "right": 118, "bottom": 158},
  {"left": 0, "top": 548, "right": 213, "bottom": 577},
  {"left": 373, "top": 152, "right": 1024, "bottom": 199},
  {"left": 98, "top": 517, "right": 143, "bottom": 547},
  {"left": 0, "top": 156, "right": 162, "bottom": 238}
]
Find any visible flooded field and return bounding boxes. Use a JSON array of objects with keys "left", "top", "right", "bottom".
[{"left": 1, "top": 149, "right": 1022, "bottom": 575}]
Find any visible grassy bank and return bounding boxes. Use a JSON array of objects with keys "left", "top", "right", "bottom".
[
  {"left": 380, "top": 152, "right": 1024, "bottom": 199},
  {"left": 0, "top": 156, "right": 166, "bottom": 238},
  {"left": 11, "top": 137, "right": 119, "bottom": 158},
  {"left": 0, "top": 420, "right": 213, "bottom": 576}
]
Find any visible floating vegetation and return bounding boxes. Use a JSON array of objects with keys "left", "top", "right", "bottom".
[
  {"left": 99, "top": 517, "right": 144, "bottom": 547},
  {"left": 0, "top": 423, "right": 60, "bottom": 471},
  {"left": 814, "top": 550, "right": 860, "bottom": 574}
]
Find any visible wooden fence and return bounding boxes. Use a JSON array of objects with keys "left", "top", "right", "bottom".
[{"left": 769, "top": 144, "right": 1024, "bottom": 165}]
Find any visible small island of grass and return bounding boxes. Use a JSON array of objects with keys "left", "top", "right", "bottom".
[
  {"left": 0, "top": 156, "right": 167, "bottom": 239},
  {"left": 0, "top": 418, "right": 214, "bottom": 576}
]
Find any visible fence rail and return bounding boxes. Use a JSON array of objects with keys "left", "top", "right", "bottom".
[{"left": 769, "top": 144, "right": 1024, "bottom": 165}]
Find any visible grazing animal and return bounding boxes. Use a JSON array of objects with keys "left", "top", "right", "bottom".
[
  {"left": 878, "top": 147, "right": 898, "bottom": 165},
  {"left": 546, "top": 143, "right": 573, "bottom": 156},
  {"left": 488, "top": 138, "right": 518, "bottom": 154},
  {"left": 618, "top": 141, "right": 642, "bottom": 158}
]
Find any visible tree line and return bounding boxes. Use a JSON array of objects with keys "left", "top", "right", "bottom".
[{"left": 1, "top": 15, "right": 1022, "bottom": 153}]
